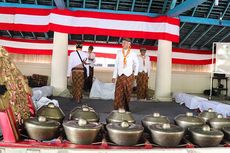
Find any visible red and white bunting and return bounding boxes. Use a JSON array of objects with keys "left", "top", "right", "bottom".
[
  {"left": 0, "top": 37, "right": 213, "bottom": 65},
  {"left": 0, "top": 7, "right": 179, "bottom": 42}
]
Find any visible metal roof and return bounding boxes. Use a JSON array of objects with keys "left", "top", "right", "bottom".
[{"left": 0, "top": 0, "right": 230, "bottom": 51}]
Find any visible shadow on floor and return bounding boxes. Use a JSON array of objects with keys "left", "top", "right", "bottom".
[{"left": 55, "top": 96, "right": 196, "bottom": 124}]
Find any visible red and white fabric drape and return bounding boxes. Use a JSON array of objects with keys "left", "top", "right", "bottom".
[
  {"left": 0, "top": 37, "right": 213, "bottom": 65},
  {"left": 0, "top": 7, "right": 180, "bottom": 42}
]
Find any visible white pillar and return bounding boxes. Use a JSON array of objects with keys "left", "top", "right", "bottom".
[
  {"left": 155, "top": 39, "right": 172, "bottom": 101},
  {"left": 51, "top": 32, "right": 68, "bottom": 96}
]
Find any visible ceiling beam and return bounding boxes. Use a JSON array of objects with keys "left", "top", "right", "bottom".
[
  {"left": 131, "top": 0, "right": 136, "bottom": 12},
  {"left": 180, "top": 23, "right": 185, "bottom": 30},
  {"left": 180, "top": 7, "right": 197, "bottom": 31},
  {"left": 166, "top": 0, "right": 207, "bottom": 17},
  {"left": 66, "top": 0, "right": 69, "bottom": 8},
  {"left": 2, "top": 1, "right": 229, "bottom": 27},
  {"left": 162, "top": 0, "right": 169, "bottom": 14},
  {"left": 0, "top": 2, "right": 54, "bottom": 8},
  {"left": 180, "top": 16, "right": 230, "bottom": 27},
  {"left": 68, "top": 34, "right": 71, "bottom": 40},
  {"left": 190, "top": 25, "right": 214, "bottom": 48},
  {"left": 19, "top": 32, "right": 24, "bottom": 38},
  {"left": 51, "top": 0, "right": 54, "bottom": 6},
  {"left": 31, "top": 32, "right": 36, "bottom": 39},
  {"left": 6, "top": 30, "right": 12, "bottom": 37},
  {"left": 44, "top": 32, "right": 48, "bottom": 39},
  {"left": 116, "top": 0, "right": 120, "bottom": 10},
  {"left": 189, "top": 1, "right": 215, "bottom": 48},
  {"left": 201, "top": 27, "right": 226, "bottom": 48},
  {"left": 220, "top": 2, "right": 230, "bottom": 20},
  {"left": 106, "top": 36, "right": 110, "bottom": 43},
  {"left": 191, "top": 7, "right": 197, "bottom": 16},
  {"left": 219, "top": 31, "right": 230, "bottom": 42},
  {"left": 170, "top": 0, "right": 177, "bottom": 10},
  {"left": 154, "top": 40, "right": 157, "bottom": 46},
  {"left": 54, "top": 0, "right": 65, "bottom": 9},
  {"left": 132, "top": 38, "right": 135, "bottom": 43},
  {"left": 0, "top": 2, "right": 158, "bottom": 17},
  {"left": 83, "top": 0, "right": 86, "bottom": 8},
  {"left": 179, "top": 24, "right": 199, "bottom": 47},
  {"left": 98, "top": 0, "right": 101, "bottom": 9},
  {"left": 118, "top": 37, "right": 122, "bottom": 43},
  {"left": 207, "top": 1, "right": 215, "bottom": 18},
  {"left": 147, "top": 0, "right": 153, "bottom": 13},
  {"left": 142, "top": 39, "right": 146, "bottom": 45}
]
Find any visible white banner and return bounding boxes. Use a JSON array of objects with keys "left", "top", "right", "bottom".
[{"left": 215, "top": 42, "right": 230, "bottom": 74}]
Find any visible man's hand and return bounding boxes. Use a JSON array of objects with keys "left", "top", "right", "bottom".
[
  {"left": 112, "top": 78, "right": 116, "bottom": 83},
  {"left": 83, "top": 58, "right": 88, "bottom": 65}
]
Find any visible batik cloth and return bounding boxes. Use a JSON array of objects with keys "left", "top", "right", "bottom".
[
  {"left": 136, "top": 72, "right": 148, "bottom": 99},
  {"left": 72, "top": 69, "right": 84, "bottom": 102},
  {"left": 114, "top": 74, "right": 134, "bottom": 111}
]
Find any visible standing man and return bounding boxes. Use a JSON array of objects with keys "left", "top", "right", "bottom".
[
  {"left": 112, "top": 38, "right": 139, "bottom": 111},
  {"left": 136, "top": 48, "right": 151, "bottom": 100},
  {"left": 86, "top": 45, "right": 96, "bottom": 91},
  {"left": 67, "top": 43, "right": 89, "bottom": 103}
]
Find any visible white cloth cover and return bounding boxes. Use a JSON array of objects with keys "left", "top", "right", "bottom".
[
  {"left": 199, "top": 100, "right": 230, "bottom": 117},
  {"left": 173, "top": 92, "right": 187, "bottom": 104},
  {"left": 32, "top": 86, "right": 55, "bottom": 110},
  {"left": 184, "top": 95, "right": 208, "bottom": 110},
  {"left": 31, "top": 90, "right": 43, "bottom": 102},
  {"left": 173, "top": 92, "right": 208, "bottom": 109},
  {"left": 32, "top": 86, "right": 54, "bottom": 98},
  {"left": 35, "top": 97, "right": 59, "bottom": 110},
  {"left": 174, "top": 93, "right": 230, "bottom": 117},
  {"left": 198, "top": 100, "right": 220, "bottom": 112},
  {"left": 89, "top": 79, "right": 115, "bottom": 100},
  {"left": 215, "top": 103, "right": 230, "bottom": 117}
]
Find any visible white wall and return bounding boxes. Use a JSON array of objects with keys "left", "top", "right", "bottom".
[
  {"left": 171, "top": 72, "right": 211, "bottom": 93},
  {"left": 15, "top": 62, "right": 51, "bottom": 84},
  {"left": 15, "top": 62, "right": 217, "bottom": 95}
]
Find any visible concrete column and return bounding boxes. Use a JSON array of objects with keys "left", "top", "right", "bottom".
[
  {"left": 51, "top": 32, "right": 68, "bottom": 95},
  {"left": 155, "top": 39, "right": 172, "bottom": 101}
]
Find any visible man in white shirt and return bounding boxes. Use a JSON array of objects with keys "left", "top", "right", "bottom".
[
  {"left": 86, "top": 45, "right": 96, "bottom": 91},
  {"left": 136, "top": 48, "right": 151, "bottom": 100},
  {"left": 112, "top": 38, "right": 139, "bottom": 111},
  {"left": 67, "top": 43, "right": 88, "bottom": 103}
]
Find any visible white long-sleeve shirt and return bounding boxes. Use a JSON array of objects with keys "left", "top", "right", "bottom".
[
  {"left": 112, "top": 49, "right": 139, "bottom": 79},
  {"left": 67, "top": 50, "right": 89, "bottom": 77},
  {"left": 137, "top": 55, "right": 151, "bottom": 77},
  {"left": 87, "top": 52, "right": 96, "bottom": 67}
]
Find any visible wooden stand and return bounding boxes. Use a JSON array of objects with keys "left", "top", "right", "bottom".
[{"left": 212, "top": 77, "right": 228, "bottom": 97}]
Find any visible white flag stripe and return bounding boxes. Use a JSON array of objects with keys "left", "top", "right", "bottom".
[
  {"left": 173, "top": 52, "right": 212, "bottom": 60},
  {"left": 15, "top": 14, "right": 50, "bottom": 25},
  {"left": 0, "top": 14, "right": 14, "bottom": 23},
  {"left": 0, "top": 40, "right": 53, "bottom": 49}
]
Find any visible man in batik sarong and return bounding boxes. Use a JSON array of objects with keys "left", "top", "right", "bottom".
[
  {"left": 136, "top": 48, "right": 151, "bottom": 101},
  {"left": 67, "top": 43, "right": 89, "bottom": 103},
  {"left": 112, "top": 38, "right": 139, "bottom": 111}
]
